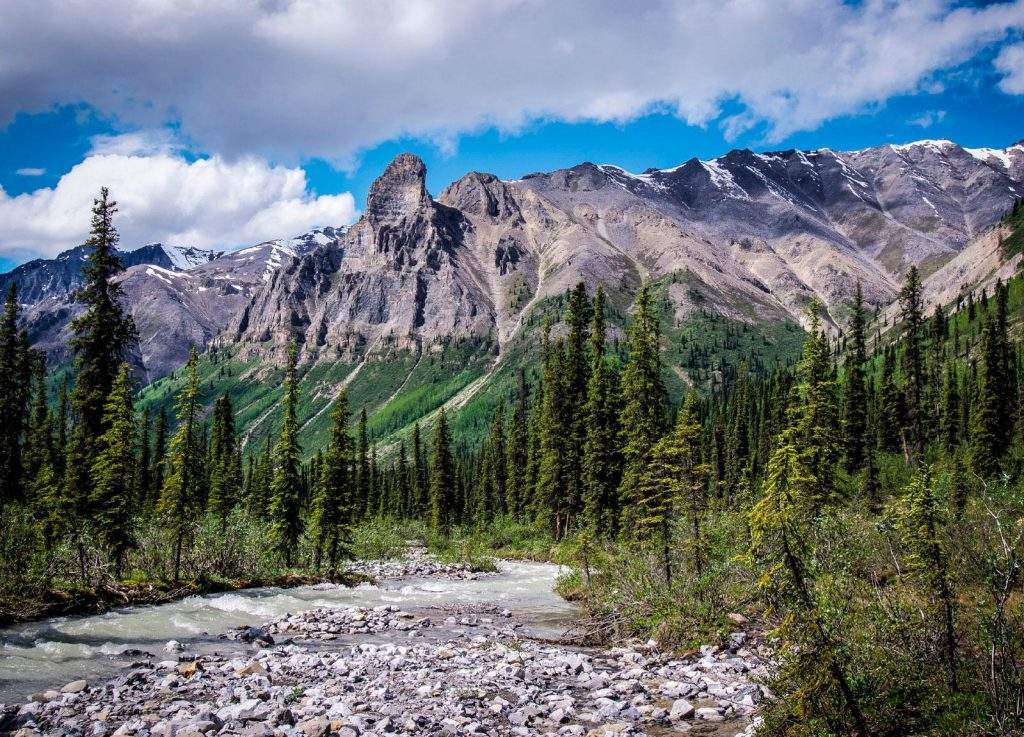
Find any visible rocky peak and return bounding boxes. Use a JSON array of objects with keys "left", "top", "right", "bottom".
[
  {"left": 366, "top": 153, "right": 431, "bottom": 223},
  {"left": 440, "top": 172, "right": 520, "bottom": 220}
]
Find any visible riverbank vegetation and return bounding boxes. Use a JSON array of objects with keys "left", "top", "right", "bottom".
[{"left": 2, "top": 190, "right": 1024, "bottom": 734}]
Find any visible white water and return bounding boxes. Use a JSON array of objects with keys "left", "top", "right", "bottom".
[{"left": 0, "top": 561, "right": 574, "bottom": 704}]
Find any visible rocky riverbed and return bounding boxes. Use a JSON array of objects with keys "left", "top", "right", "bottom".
[
  {"left": 0, "top": 559, "right": 770, "bottom": 737},
  {"left": 342, "top": 550, "right": 497, "bottom": 581}
]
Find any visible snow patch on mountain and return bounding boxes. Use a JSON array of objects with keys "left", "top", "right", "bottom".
[{"left": 965, "top": 147, "right": 1015, "bottom": 171}]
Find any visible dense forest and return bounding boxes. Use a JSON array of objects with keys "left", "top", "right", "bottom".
[{"left": 1, "top": 190, "right": 1023, "bottom": 735}]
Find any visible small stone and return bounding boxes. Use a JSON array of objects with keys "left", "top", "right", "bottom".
[
  {"left": 727, "top": 612, "right": 748, "bottom": 625},
  {"left": 175, "top": 661, "right": 201, "bottom": 677},
  {"left": 669, "top": 699, "right": 695, "bottom": 721},
  {"left": 297, "top": 718, "right": 331, "bottom": 737},
  {"left": 61, "top": 679, "right": 88, "bottom": 694},
  {"left": 235, "top": 661, "right": 266, "bottom": 677},
  {"left": 586, "top": 723, "right": 631, "bottom": 737},
  {"left": 695, "top": 706, "right": 725, "bottom": 721},
  {"left": 163, "top": 640, "right": 183, "bottom": 653}
]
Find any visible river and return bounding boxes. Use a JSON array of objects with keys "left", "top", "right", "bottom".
[{"left": 0, "top": 560, "right": 575, "bottom": 705}]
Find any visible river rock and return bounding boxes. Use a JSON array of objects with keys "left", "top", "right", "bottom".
[
  {"left": 59, "top": 680, "right": 87, "bottom": 694},
  {"left": 669, "top": 699, "right": 695, "bottom": 720}
]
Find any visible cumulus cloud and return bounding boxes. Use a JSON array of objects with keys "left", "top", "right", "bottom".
[
  {"left": 0, "top": 152, "right": 358, "bottom": 260},
  {"left": 15, "top": 168, "right": 45, "bottom": 177},
  {"left": 996, "top": 42, "right": 1024, "bottom": 93},
  {"left": 1, "top": 0, "right": 1022, "bottom": 161}
]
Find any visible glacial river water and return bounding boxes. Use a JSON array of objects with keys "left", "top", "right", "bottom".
[{"left": 0, "top": 560, "right": 575, "bottom": 704}]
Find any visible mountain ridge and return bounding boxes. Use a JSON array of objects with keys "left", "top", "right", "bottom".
[{"left": 5, "top": 138, "right": 1022, "bottom": 389}]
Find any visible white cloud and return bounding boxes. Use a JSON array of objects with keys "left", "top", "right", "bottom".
[
  {"left": 15, "top": 167, "right": 45, "bottom": 177},
  {"left": 996, "top": 42, "right": 1024, "bottom": 93},
  {"left": 0, "top": 152, "right": 358, "bottom": 260},
  {"left": 908, "top": 109, "right": 947, "bottom": 127},
  {"left": 0, "top": 0, "right": 1022, "bottom": 159}
]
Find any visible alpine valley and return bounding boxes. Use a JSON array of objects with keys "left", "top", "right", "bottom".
[{"left": 7, "top": 138, "right": 1022, "bottom": 453}]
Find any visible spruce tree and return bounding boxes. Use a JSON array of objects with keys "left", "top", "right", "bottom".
[
  {"left": 0, "top": 284, "right": 29, "bottom": 506},
  {"left": 618, "top": 285, "right": 667, "bottom": 535},
  {"left": 23, "top": 355, "right": 52, "bottom": 488},
  {"left": 89, "top": 364, "right": 136, "bottom": 579},
  {"left": 506, "top": 370, "right": 530, "bottom": 521},
  {"left": 356, "top": 408, "right": 370, "bottom": 518},
  {"left": 638, "top": 393, "right": 708, "bottom": 581},
  {"left": 971, "top": 313, "right": 1002, "bottom": 476},
  {"left": 536, "top": 325, "right": 568, "bottom": 536},
  {"left": 429, "top": 407, "right": 456, "bottom": 536},
  {"left": 268, "top": 343, "right": 303, "bottom": 567},
  {"left": 842, "top": 282, "right": 869, "bottom": 472},
  {"left": 208, "top": 393, "right": 241, "bottom": 527},
  {"left": 310, "top": 392, "right": 354, "bottom": 573},
  {"left": 487, "top": 404, "right": 507, "bottom": 517},
  {"left": 750, "top": 430, "right": 869, "bottom": 737},
  {"left": 795, "top": 301, "right": 840, "bottom": 507},
  {"left": 158, "top": 348, "right": 203, "bottom": 581},
  {"left": 582, "top": 286, "right": 621, "bottom": 535},
  {"left": 899, "top": 266, "right": 926, "bottom": 460},
  {"left": 563, "top": 282, "right": 592, "bottom": 524},
  {"left": 68, "top": 188, "right": 139, "bottom": 453},
  {"left": 395, "top": 440, "right": 411, "bottom": 518}
]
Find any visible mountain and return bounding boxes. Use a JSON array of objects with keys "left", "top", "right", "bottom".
[
  {"left": 134, "top": 139, "right": 1018, "bottom": 454},
  {"left": 7, "top": 138, "right": 1021, "bottom": 448},
  {"left": 7, "top": 237, "right": 331, "bottom": 380},
  {"left": 230, "top": 140, "right": 1024, "bottom": 354},
  {"left": 0, "top": 242, "right": 219, "bottom": 304}
]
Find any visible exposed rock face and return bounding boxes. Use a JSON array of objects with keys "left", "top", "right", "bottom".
[
  {"left": 229, "top": 155, "right": 493, "bottom": 360},
  {"left": 5, "top": 139, "right": 1023, "bottom": 381},
  {"left": 231, "top": 140, "right": 1024, "bottom": 368}
]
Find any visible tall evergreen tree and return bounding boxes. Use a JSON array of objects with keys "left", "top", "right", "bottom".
[
  {"left": 429, "top": 407, "right": 456, "bottom": 535},
  {"left": 842, "top": 282, "right": 869, "bottom": 472},
  {"left": 750, "top": 431, "right": 869, "bottom": 737},
  {"left": 0, "top": 284, "right": 29, "bottom": 506},
  {"left": 135, "top": 408, "right": 152, "bottom": 508},
  {"left": 505, "top": 370, "right": 530, "bottom": 521},
  {"left": 487, "top": 404, "right": 507, "bottom": 517},
  {"left": 582, "top": 286, "right": 621, "bottom": 535},
  {"left": 151, "top": 407, "right": 168, "bottom": 505},
  {"left": 268, "top": 343, "right": 303, "bottom": 566},
  {"left": 618, "top": 285, "right": 667, "bottom": 535},
  {"left": 89, "top": 364, "right": 136, "bottom": 579},
  {"left": 356, "top": 408, "right": 370, "bottom": 518},
  {"left": 208, "top": 393, "right": 241, "bottom": 526},
  {"left": 795, "top": 301, "right": 840, "bottom": 507},
  {"left": 563, "top": 282, "right": 592, "bottom": 524},
  {"left": 899, "top": 266, "right": 926, "bottom": 460},
  {"left": 68, "top": 188, "right": 138, "bottom": 453},
  {"left": 310, "top": 392, "right": 354, "bottom": 573},
  {"left": 536, "top": 325, "right": 568, "bottom": 536},
  {"left": 158, "top": 348, "right": 203, "bottom": 581}
]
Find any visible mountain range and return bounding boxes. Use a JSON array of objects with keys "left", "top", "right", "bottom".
[{"left": 4, "top": 138, "right": 1022, "bottom": 448}]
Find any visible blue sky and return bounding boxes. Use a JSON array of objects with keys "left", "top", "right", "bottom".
[{"left": 1, "top": 0, "right": 1023, "bottom": 270}]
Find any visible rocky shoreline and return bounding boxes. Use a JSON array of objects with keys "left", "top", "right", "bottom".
[
  {"left": 341, "top": 550, "right": 497, "bottom": 581},
  {"left": 0, "top": 558, "right": 770, "bottom": 737}
]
